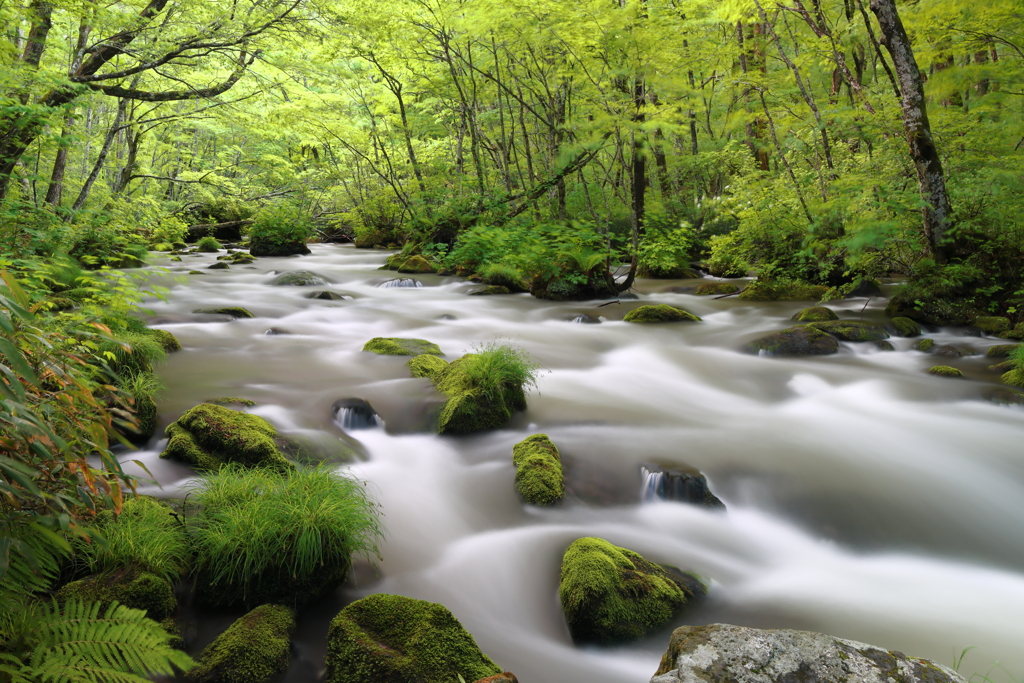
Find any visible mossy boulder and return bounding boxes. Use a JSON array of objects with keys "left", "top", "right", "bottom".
[
  {"left": 933, "top": 345, "right": 963, "bottom": 358},
  {"left": 986, "top": 344, "right": 1020, "bottom": 358},
  {"left": 469, "top": 285, "right": 512, "bottom": 296},
  {"left": 324, "top": 594, "right": 501, "bottom": 683},
  {"left": 737, "top": 280, "right": 827, "bottom": 301},
  {"left": 56, "top": 567, "right": 176, "bottom": 621},
  {"left": 973, "top": 316, "right": 1011, "bottom": 334},
  {"left": 623, "top": 305, "right": 701, "bottom": 323},
  {"left": 875, "top": 340, "right": 896, "bottom": 351},
  {"left": 397, "top": 255, "right": 435, "bottom": 274},
  {"left": 928, "top": 366, "right": 963, "bottom": 378},
  {"left": 193, "top": 307, "right": 254, "bottom": 319},
  {"left": 187, "top": 604, "right": 295, "bottom": 683},
  {"left": 433, "top": 355, "right": 527, "bottom": 434},
  {"left": 512, "top": 434, "right": 564, "bottom": 506},
  {"left": 129, "top": 392, "right": 158, "bottom": 443},
  {"left": 915, "top": 338, "right": 936, "bottom": 352},
  {"left": 998, "top": 323, "right": 1024, "bottom": 340},
  {"left": 363, "top": 337, "right": 443, "bottom": 356},
  {"left": 271, "top": 270, "right": 328, "bottom": 286},
  {"left": 746, "top": 326, "right": 839, "bottom": 356},
  {"left": 558, "top": 537, "right": 707, "bottom": 645},
  {"left": 408, "top": 354, "right": 450, "bottom": 382},
  {"left": 147, "top": 328, "right": 182, "bottom": 352},
  {"left": 249, "top": 239, "right": 310, "bottom": 257},
  {"left": 207, "top": 262, "right": 230, "bottom": 270},
  {"left": 891, "top": 316, "right": 922, "bottom": 337},
  {"left": 884, "top": 293, "right": 977, "bottom": 326},
  {"left": 791, "top": 307, "right": 838, "bottom": 322},
  {"left": 807, "top": 320, "right": 890, "bottom": 342},
  {"left": 160, "top": 403, "right": 291, "bottom": 471},
  {"left": 694, "top": 282, "right": 738, "bottom": 296}
]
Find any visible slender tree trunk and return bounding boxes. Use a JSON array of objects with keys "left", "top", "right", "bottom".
[
  {"left": 44, "top": 108, "right": 74, "bottom": 206},
  {"left": 870, "top": 0, "right": 955, "bottom": 262},
  {"left": 71, "top": 98, "right": 127, "bottom": 212}
]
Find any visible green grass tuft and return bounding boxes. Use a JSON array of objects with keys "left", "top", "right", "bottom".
[{"left": 196, "top": 236, "right": 222, "bottom": 252}]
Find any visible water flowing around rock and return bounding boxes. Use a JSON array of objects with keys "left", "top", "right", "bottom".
[{"left": 332, "top": 398, "right": 383, "bottom": 430}]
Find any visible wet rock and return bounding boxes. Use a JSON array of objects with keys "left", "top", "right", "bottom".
[
  {"left": 933, "top": 345, "right": 962, "bottom": 358},
  {"left": 570, "top": 314, "right": 601, "bottom": 324},
  {"left": 620, "top": 291, "right": 640, "bottom": 300},
  {"left": 148, "top": 328, "right": 182, "bottom": 352},
  {"left": 791, "top": 306, "right": 838, "bottom": 322},
  {"left": 914, "top": 338, "right": 935, "bottom": 352},
  {"left": 559, "top": 537, "right": 707, "bottom": 645},
  {"left": 271, "top": 270, "right": 328, "bottom": 286},
  {"left": 264, "top": 327, "right": 290, "bottom": 335},
  {"left": 193, "top": 306, "right": 254, "bottom": 319},
  {"left": 624, "top": 304, "right": 701, "bottom": 323},
  {"left": 983, "top": 387, "right": 1024, "bottom": 405},
  {"left": 435, "top": 355, "right": 525, "bottom": 434},
  {"left": 738, "top": 281, "right": 828, "bottom": 301},
  {"left": 468, "top": 285, "right": 512, "bottom": 295},
  {"left": 217, "top": 251, "right": 255, "bottom": 264},
  {"left": 207, "top": 261, "right": 230, "bottom": 270},
  {"left": 332, "top": 398, "right": 382, "bottom": 430},
  {"left": 306, "top": 290, "right": 349, "bottom": 300},
  {"left": 513, "top": 434, "right": 564, "bottom": 506},
  {"left": 973, "top": 316, "right": 1011, "bottom": 335},
  {"left": 397, "top": 255, "right": 436, "bottom": 273},
  {"left": 187, "top": 604, "right": 294, "bottom": 683},
  {"left": 378, "top": 278, "right": 422, "bottom": 288},
  {"left": 250, "top": 239, "right": 311, "bottom": 257},
  {"left": 807, "top": 320, "right": 889, "bottom": 342},
  {"left": 640, "top": 463, "right": 725, "bottom": 510},
  {"left": 890, "top": 316, "right": 922, "bottom": 337},
  {"left": 986, "top": 344, "right": 1020, "bottom": 358},
  {"left": 997, "top": 323, "right": 1024, "bottom": 340},
  {"left": 324, "top": 594, "right": 501, "bottom": 683},
  {"left": 928, "top": 365, "right": 963, "bottom": 377},
  {"left": 160, "top": 403, "right": 291, "bottom": 471},
  {"left": 695, "top": 282, "right": 739, "bottom": 296},
  {"left": 650, "top": 624, "right": 966, "bottom": 683},
  {"left": 407, "top": 354, "right": 450, "bottom": 382},
  {"left": 845, "top": 277, "right": 883, "bottom": 297},
  {"left": 363, "top": 337, "right": 443, "bottom": 356},
  {"left": 875, "top": 340, "right": 895, "bottom": 351},
  {"left": 56, "top": 567, "right": 176, "bottom": 621},
  {"left": 188, "top": 270, "right": 205, "bottom": 275},
  {"left": 746, "top": 326, "right": 839, "bottom": 356}
]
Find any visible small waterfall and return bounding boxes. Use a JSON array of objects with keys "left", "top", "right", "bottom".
[
  {"left": 570, "top": 314, "right": 601, "bottom": 324},
  {"left": 332, "top": 398, "right": 383, "bottom": 430},
  {"left": 379, "top": 278, "right": 422, "bottom": 288},
  {"left": 640, "top": 465, "right": 726, "bottom": 509}
]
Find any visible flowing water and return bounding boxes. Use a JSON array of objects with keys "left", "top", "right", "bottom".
[{"left": 128, "top": 245, "right": 1024, "bottom": 682}]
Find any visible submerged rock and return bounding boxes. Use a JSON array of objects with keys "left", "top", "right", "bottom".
[
  {"left": 933, "top": 345, "right": 963, "bottom": 358},
  {"left": 983, "top": 386, "right": 1024, "bottom": 405},
  {"left": 640, "top": 463, "right": 725, "bottom": 510},
  {"left": 363, "top": 337, "right": 443, "bottom": 356},
  {"left": 332, "top": 398, "right": 382, "bottom": 430},
  {"left": 271, "top": 270, "right": 328, "bottom": 286},
  {"left": 559, "top": 537, "right": 707, "bottom": 645},
  {"left": 746, "top": 326, "right": 839, "bottom": 356},
  {"left": 624, "top": 304, "right": 701, "bottom": 323},
  {"left": 56, "top": 567, "right": 176, "bottom": 621},
  {"left": 160, "top": 403, "right": 291, "bottom": 471},
  {"left": 324, "top": 594, "right": 501, "bottom": 683},
  {"left": 875, "top": 340, "right": 896, "bottom": 351},
  {"left": 512, "top": 434, "right": 564, "bottom": 506},
  {"left": 306, "top": 290, "right": 349, "bottom": 300},
  {"left": 890, "top": 316, "right": 922, "bottom": 337},
  {"left": 468, "top": 285, "right": 512, "bottom": 295},
  {"left": 791, "top": 306, "right": 838, "bottom": 322},
  {"left": 378, "top": 278, "right": 422, "bottom": 288},
  {"left": 651, "top": 624, "right": 967, "bottom": 683},
  {"left": 187, "top": 604, "right": 294, "bottom": 683},
  {"left": 807, "top": 320, "right": 889, "bottom": 342},
  {"left": 193, "top": 307, "right": 254, "bottom": 319},
  {"left": 695, "top": 282, "right": 739, "bottom": 296},
  {"left": 569, "top": 314, "right": 601, "bottom": 324}
]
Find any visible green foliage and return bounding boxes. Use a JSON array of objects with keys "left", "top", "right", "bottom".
[
  {"left": 637, "top": 212, "right": 695, "bottom": 278},
  {"left": 479, "top": 263, "right": 525, "bottom": 289},
  {"left": 196, "top": 236, "right": 222, "bottom": 252},
  {"left": 187, "top": 464, "right": 383, "bottom": 608},
  {"left": 247, "top": 203, "right": 314, "bottom": 247}
]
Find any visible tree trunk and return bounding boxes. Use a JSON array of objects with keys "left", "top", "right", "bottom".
[
  {"left": 44, "top": 108, "right": 74, "bottom": 207},
  {"left": 870, "top": 0, "right": 955, "bottom": 263}
]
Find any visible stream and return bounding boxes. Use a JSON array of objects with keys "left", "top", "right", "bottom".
[{"left": 126, "top": 244, "right": 1024, "bottom": 683}]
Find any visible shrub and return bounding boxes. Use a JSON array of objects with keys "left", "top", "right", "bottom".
[
  {"left": 195, "top": 236, "right": 222, "bottom": 252},
  {"left": 187, "top": 464, "right": 383, "bottom": 608},
  {"left": 247, "top": 203, "right": 314, "bottom": 248}
]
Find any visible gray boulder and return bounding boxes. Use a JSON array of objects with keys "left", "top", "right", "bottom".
[{"left": 651, "top": 624, "right": 964, "bottom": 683}]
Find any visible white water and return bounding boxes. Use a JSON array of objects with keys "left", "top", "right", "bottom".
[{"left": 131, "top": 245, "right": 1024, "bottom": 682}]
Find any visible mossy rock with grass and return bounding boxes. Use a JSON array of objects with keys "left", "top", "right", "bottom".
[
  {"left": 915, "top": 338, "right": 936, "bottom": 352},
  {"left": 512, "top": 434, "right": 564, "bottom": 506},
  {"left": 694, "top": 282, "right": 739, "bottom": 296},
  {"left": 997, "top": 323, "right": 1024, "bottom": 340},
  {"left": 193, "top": 307, "right": 254, "bottom": 319},
  {"left": 56, "top": 567, "right": 177, "bottom": 621},
  {"left": 791, "top": 306, "right": 838, "bottom": 322},
  {"left": 363, "top": 337, "right": 443, "bottom": 356},
  {"left": 623, "top": 305, "right": 701, "bottom": 323},
  {"left": 1001, "top": 368, "right": 1024, "bottom": 388},
  {"left": 973, "top": 316, "right": 1011, "bottom": 334},
  {"left": 160, "top": 403, "right": 291, "bottom": 471},
  {"left": 928, "top": 366, "right": 963, "bottom": 378},
  {"left": 986, "top": 344, "right": 1020, "bottom": 358},
  {"left": 147, "top": 328, "right": 183, "bottom": 352},
  {"left": 746, "top": 326, "right": 839, "bottom": 356},
  {"left": 196, "top": 236, "right": 222, "bottom": 252},
  {"left": 737, "top": 280, "right": 827, "bottom": 301},
  {"left": 324, "top": 594, "right": 501, "bottom": 683},
  {"left": 383, "top": 253, "right": 408, "bottom": 270},
  {"left": 807, "top": 320, "right": 890, "bottom": 342},
  {"left": 397, "top": 255, "right": 435, "bottom": 274},
  {"left": 434, "top": 354, "right": 527, "bottom": 434},
  {"left": 558, "top": 537, "right": 707, "bottom": 645},
  {"left": 187, "top": 604, "right": 294, "bottom": 683},
  {"left": 891, "top": 316, "right": 922, "bottom": 337},
  {"left": 408, "top": 354, "right": 450, "bottom": 382},
  {"left": 469, "top": 285, "right": 512, "bottom": 296}
]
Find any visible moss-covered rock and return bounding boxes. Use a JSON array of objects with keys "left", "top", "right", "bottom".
[
  {"left": 249, "top": 239, "right": 311, "bottom": 257},
  {"left": 160, "top": 617, "right": 185, "bottom": 650},
  {"left": 807, "top": 320, "right": 890, "bottom": 342},
  {"left": 791, "top": 307, "right": 838, "bottom": 322},
  {"left": 160, "top": 403, "right": 291, "bottom": 471},
  {"left": 737, "top": 280, "right": 827, "bottom": 301},
  {"left": 875, "top": 340, "right": 896, "bottom": 351},
  {"left": 397, "top": 255, "right": 436, "bottom": 274},
  {"left": 468, "top": 285, "right": 512, "bottom": 296},
  {"left": 193, "top": 307, "right": 254, "bottom": 319},
  {"left": 363, "top": 337, "right": 443, "bottom": 356},
  {"left": 914, "top": 338, "right": 936, "bottom": 352},
  {"left": 623, "top": 305, "right": 701, "bottom": 323},
  {"left": 271, "top": 270, "right": 328, "bottom": 286},
  {"left": 891, "top": 316, "right": 922, "bottom": 337},
  {"left": 56, "top": 567, "right": 176, "bottom": 621},
  {"left": 431, "top": 355, "right": 527, "bottom": 434},
  {"left": 986, "top": 344, "right": 1020, "bottom": 358},
  {"left": 558, "top": 537, "right": 706, "bottom": 645},
  {"left": 998, "top": 323, "right": 1024, "bottom": 340},
  {"left": 933, "top": 345, "right": 963, "bottom": 358},
  {"left": 512, "top": 434, "right": 564, "bottom": 506},
  {"left": 973, "top": 316, "right": 1011, "bottom": 334},
  {"left": 408, "top": 354, "right": 450, "bottom": 382},
  {"left": 324, "top": 594, "right": 501, "bottom": 683},
  {"left": 694, "top": 282, "right": 738, "bottom": 296},
  {"left": 928, "top": 366, "right": 963, "bottom": 378},
  {"left": 187, "top": 604, "right": 295, "bottom": 683},
  {"left": 205, "top": 397, "right": 257, "bottom": 406},
  {"left": 147, "top": 328, "right": 182, "bottom": 352},
  {"left": 746, "top": 326, "right": 839, "bottom": 356},
  {"left": 130, "top": 392, "right": 158, "bottom": 443},
  {"left": 1001, "top": 368, "right": 1024, "bottom": 388},
  {"left": 207, "top": 262, "right": 230, "bottom": 270},
  {"left": 307, "top": 290, "right": 348, "bottom": 300}
]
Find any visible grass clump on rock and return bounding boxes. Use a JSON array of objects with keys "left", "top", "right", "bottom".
[
  {"left": 434, "top": 343, "right": 539, "bottom": 433},
  {"left": 363, "top": 337, "right": 443, "bottom": 356},
  {"left": 188, "top": 464, "right": 383, "bottom": 608},
  {"left": 623, "top": 304, "right": 701, "bottom": 323},
  {"left": 187, "top": 604, "right": 295, "bottom": 683},
  {"left": 791, "top": 306, "right": 837, "bottom": 322},
  {"left": 558, "top": 537, "right": 707, "bottom": 645},
  {"left": 196, "top": 236, "right": 222, "bottom": 252},
  {"left": 160, "top": 403, "right": 291, "bottom": 472},
  {"left": 512, "top": 434, "right": 564, "bottom": 505},
  {"left": 324, "top": 594, "right": 501, "bottom": 683}
]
